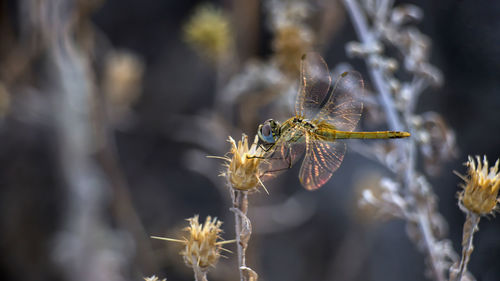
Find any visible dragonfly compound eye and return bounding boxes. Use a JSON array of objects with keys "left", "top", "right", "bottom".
[
  {"left": 262, "top": 124, "right": 271, "bottom": 136},
  {"left": 260, "top": 123, "right": 276, "bottom": 144}
]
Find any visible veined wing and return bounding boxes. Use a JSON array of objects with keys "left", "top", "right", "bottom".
[
  {"left": 260, "top": 126, "right": 306, "bottom": 181},
  {"left": 295, "top": 52, "right": 332, "bottom": 119},
  {"left": 299, "top": 132, "right": 346, "bottom": 190},
  {"left": 314, "top": 71, "right": 364, "bottom": 132}
]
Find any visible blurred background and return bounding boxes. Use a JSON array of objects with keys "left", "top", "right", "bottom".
[{"left": 0, "top": 0, "right": 499, "bottom": 281}]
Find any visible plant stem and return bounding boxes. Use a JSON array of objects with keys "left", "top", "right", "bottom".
[
  {"left": 451, "top": 212, "right": 480, "bottom": 281},
  {"left": 416, "top": 206, "right": 446, "bottom": 281},
  {"left": 342, "top": 1, "right": 448, "bottom": 281},
  {"left": 342, "top": 0, "right": 404, "bottom": 132},
  {"left": 192, "top": 257, "right": 208, "bottom": 281},
  {"left": 232, "top": 190, "right": 250, "bottom": 281}
]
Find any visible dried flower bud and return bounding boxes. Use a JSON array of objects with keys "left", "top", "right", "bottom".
[
  {"left": 151, "top": 216, "right": 233, "bottom": 278},
  {"left": 456, "top": 156, "right": 500, "bottom": 215},
  {"left": 273, "top": 25, "right": 313, "bottom": 75},
  {"left": 222, "top": 135, "right": 264, "bottom": 191},
  {"left": 183, "top": 4, "right": 232, "bottom": 61},
  {"left": 181, "top": 215, "right": 224, "bottom": 270},
  {"left": 103, "top": 51, "right": 144, "bottom": 122}
]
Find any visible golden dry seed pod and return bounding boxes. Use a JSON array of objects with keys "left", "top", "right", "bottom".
[
  {"left": 227, "top": 135, "right": 264, "bottom": 191},
  {"left": 151, "top": 215, "right": 233, "bottom": 272},
  {"left": 456, "top": 155, "right": 500, "bottom": 216},
  {"left": 210, "top": 135, "right": 266, "bottom": 192},
  {"left": 181, "top": 215, "right": 224, "bottom": 269}
]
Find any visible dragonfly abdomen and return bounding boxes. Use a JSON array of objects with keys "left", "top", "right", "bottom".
[{"left": 319, "top": 130, "right": 410, "bottom": 140}]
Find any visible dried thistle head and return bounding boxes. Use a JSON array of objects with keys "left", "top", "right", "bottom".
[
  {"left": 220, "top": 134, "right": 265, "bottom": 191},
  {"left": 273, "top": 25, "right": 312, "bottom": 76},
  {"left": 456, "top": 155, "right": 500, "bottom": 215},
  {"left": 183, "top": 4, "right": 232, "bottom": 61},
  {"left": 151, "top": 216, "right": 232, "bottom": 274},
  {"left": 180, "top": 215, "right": 224, "bottom": 270}
]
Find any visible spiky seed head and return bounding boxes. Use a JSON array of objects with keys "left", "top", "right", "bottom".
[
  {"left": 457, "top": 155, "right": 500, "bottom": 215},
  {"left": 223, "top": 135, "right": 264, "bottom": 191},
  {"left": 181, "top": 215, "right": 224, "bottom": 270}
]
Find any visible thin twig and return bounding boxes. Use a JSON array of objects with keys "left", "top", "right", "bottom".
[
  {"left": 192, "top": 256, "right": 209, "bottom": 281},
  {"left": 415, "top": 204, "right": 446, "bottom": 281},
  {"left": 451, "top": 212, "right": 480, "bottom": 281},
  {"left": 231, "top": 190, "right": 252, "bottom": 281},
  {"left": 232, "top": 190, "right": 246, "bottom": 281}
]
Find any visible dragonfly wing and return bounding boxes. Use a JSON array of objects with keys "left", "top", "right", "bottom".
[
  {"left": 299, "top": 133, "right": 346, "bottom": 190},
  {"left": 316, "top": 71, "right": 364, "bottom": 132},
  {"left": 295, "top": 52, "right": 332, "bottom": 118},
  {"left": 260, "top": 127, "right": 306, "bottom": 181}
]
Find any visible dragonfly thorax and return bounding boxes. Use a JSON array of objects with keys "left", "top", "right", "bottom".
[{"left": 293, "top": 116, "right": 316, "bottom": 130}]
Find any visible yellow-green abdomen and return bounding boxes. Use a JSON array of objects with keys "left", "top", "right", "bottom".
[{"left": 318, "top": 129, "right": 411, "bottom": 140}]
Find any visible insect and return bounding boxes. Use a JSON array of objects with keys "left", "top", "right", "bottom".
[{"left": 257, "top": 53, "right": 410, "bottom": 190}]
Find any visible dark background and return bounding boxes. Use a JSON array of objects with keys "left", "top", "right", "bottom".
[{"left": 0, "top": 0, "right": 499, "bottom": 281}]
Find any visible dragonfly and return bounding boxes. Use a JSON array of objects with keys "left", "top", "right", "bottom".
[{"left": 257, "top": 53, "right": 410, "bottom": 190}]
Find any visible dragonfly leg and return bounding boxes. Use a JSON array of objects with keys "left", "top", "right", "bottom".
[
  {"left": 262, "top": 166, "right": 289, "bottom": 175},
  {"left": 261, "top": 161, "right": 292, "bottom": 175},
  {"left": 260, "top": 143, "right": 275, "bottom": 152},
  {"left": 261, "top": 145, "right": 293, "bottom": 175},
  {"left": 247, "top": 143, "right": 275, "bottom": 160},
  {"left": 248, "top": 143, "right": 278, "bottom": 159},
  {"left": 286, "top": 145, "right": 293, "bottom": 169}
]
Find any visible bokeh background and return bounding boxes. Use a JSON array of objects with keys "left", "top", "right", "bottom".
[{"left": 1, "top": 0, "right": 499, "bottom": 281}]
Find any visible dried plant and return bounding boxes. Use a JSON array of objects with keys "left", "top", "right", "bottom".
[
  {"left": 102, "top": 50, "right": 144, "bottom": 125},
  {"left": 267, "top": 0, "right": 314, "bottom": 76},
  {"left": 218, "top": 134, "right": 264, "bottom": 281},
  {"left": 456, "top": 156, "right": 500, "bottom": 216},
  {"left": 449, "top": 156, "right": 500, "bottom": 281},
  {"left": 342, "top": 0, "right": 460, "bottom": 280},
  {"left": 3, "top": 0, "right": 497, "bottom": 280},
  {"left": 152, "top": 215, "right": 233, "bottom": 281},
  {"left": 183, "top": 4, "right": 233, "bottom": 62},
  {"left": 219, "top": 135, "right": 266, "bottom": 192}
]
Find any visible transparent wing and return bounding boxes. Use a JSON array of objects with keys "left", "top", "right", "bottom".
[
  {"left": 295, "top": 52, "right": 332, "bottom": 118},
  {"left": 315, "top": 71, "right": 364, "bottom": 132},
  {"left": 298, "top": 133, "right": 346, "bottom": 190},
  {"left": 260, "top": 127, "right": 306, "bottom": 181}
]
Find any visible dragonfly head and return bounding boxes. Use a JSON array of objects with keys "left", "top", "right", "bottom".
[{"left": 258, "top": 119, "right": 281, "bottom": 144}]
